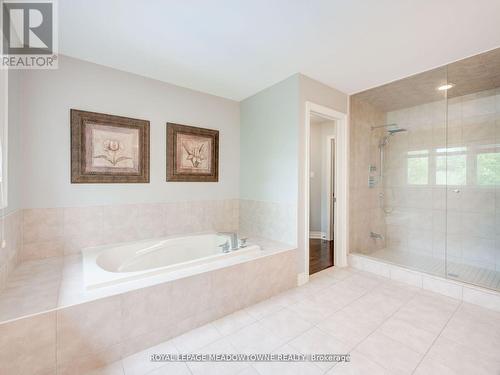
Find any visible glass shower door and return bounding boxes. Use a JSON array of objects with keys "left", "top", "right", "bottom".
[
  {"left": 375, "top": 66, "right": 449, "bottom": 278},
  {"left": 445, "top": 49, "right": 500, "bottom": 291}
]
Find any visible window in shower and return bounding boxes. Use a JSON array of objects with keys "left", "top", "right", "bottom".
[
  {"left": 407, "top": 150, "right": 429, "bottom": 185},
  {"left": 477, "top": 151, "right": 500, "bottom": 186},
  {"left": 436, "top": 147, "right": 467, "bottom": 186}
]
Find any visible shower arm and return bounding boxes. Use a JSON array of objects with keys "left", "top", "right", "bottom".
[{"left": 371, "top": 123, "right": 398, "bottom": 130}]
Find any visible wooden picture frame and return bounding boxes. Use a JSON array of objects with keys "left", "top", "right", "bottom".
[
  {"left": 71, "top": 109, "right": 150, "bottom": 183},
  {"left": 166, "top": 123, "right": 219, "bottom": 182}
]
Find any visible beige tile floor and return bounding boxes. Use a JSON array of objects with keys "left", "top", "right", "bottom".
[{"left": 90, "top": 267, "right": 500, "bottom": 375}]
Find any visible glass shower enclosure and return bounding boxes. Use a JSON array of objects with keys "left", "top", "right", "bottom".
[{"left": 350, "top": 48, "right": 500, "bottom": 292}]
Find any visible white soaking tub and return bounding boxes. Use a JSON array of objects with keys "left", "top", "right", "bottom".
[{"left": 82, "top": 233, "right": 260, "bottom": 289}]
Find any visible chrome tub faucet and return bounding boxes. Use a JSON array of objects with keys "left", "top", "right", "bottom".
[{"left": 217, "top": 232, "right": 248, "bottom": 251}]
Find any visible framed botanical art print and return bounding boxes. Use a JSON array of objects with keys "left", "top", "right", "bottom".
[
  {"left": 166, "top": 123, "right": 219, "bottom": 182},
  {"left": 71, "top": 109, "right": 150, "bottom": 183}
]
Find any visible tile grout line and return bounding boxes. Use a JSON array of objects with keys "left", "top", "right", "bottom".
[
  {"left": 101, "top": 267, "right": 499, "bottom": 374},
  {"left": 332, "top": 283, "right": 428, "bottom": 373},
  {"left": 409, "top": 300, "right": 463, "bottom": 374},
  {"left": 119, "top": 270, "right": 382, "bottom": 375},
  {"left": 289, "top": 274, "right": 394, "bottom": 372},
  {"left": 210, "top": 271, "right": 361, "bottom": 375},
  {"left": 322, "top": 274, "right": 436, "bottom": 371},
  {"left": 242, "top": 271, "right": 362, "bottom": 374}
]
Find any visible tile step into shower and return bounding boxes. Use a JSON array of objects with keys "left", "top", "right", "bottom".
[{"left": 349, "top": 253, "right": 500, "bottom": 313}]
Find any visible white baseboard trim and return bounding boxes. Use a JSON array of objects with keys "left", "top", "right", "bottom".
[
  {"left": 309, "top": 231, "right": 326, "bottom": 239},
  {"left": 297, "top": 272, "right": 309, "bottom": 286},
  {"left": 349, "top": 253, "right": 500, "bottom": 313}
]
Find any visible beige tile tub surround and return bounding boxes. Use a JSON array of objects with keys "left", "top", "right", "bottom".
[
  {"left": 0, "top": 257, "right": 62, "bottom": 321},
  {"left": 239, "top": 199, "right": 297, "bottom": 246},
  {"left": 20, "top": 199, "right": 239, "bottom": 261},
  {"left": 0, "top": 210, "right": 23, "bottom": 292},
  {"left": 0, "top": 248, "right": 297, "bottom": 375},
  {"left": 0, "top": 310, "right": 56, "bottom": 375}
]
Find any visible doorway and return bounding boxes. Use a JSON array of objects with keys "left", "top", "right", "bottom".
[
  {"left": 308, "top": 113, "right": 336, "bottom": 274},
  {"left": 300, "top": 101, "right": 348, "bottom": 285}
]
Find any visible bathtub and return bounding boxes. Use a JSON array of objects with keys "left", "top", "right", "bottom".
[{"left": 82, "top": 233, "right": 261, "bottom": 289}]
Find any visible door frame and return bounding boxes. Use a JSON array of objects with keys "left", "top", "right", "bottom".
[
  {"left": 302, "top": 102, "right": 348, "bottom": 283},
  {"left": 325, "top": 136, "right": 335, "bottom": 241}
]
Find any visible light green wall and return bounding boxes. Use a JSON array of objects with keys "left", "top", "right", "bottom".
[
  {"left": 4, "top": 70, "right": 22, "bottom": 214},
  {"left": 240, "top": 73, "right": 348, "bottom": 276},
  {"left": 240, "top": 75, "right": 300, "bottom": 204}
]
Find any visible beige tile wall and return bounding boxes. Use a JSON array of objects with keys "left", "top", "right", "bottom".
[
  {"left": 20, "top": 198, "right": 301, "bottom": 263},
  {"left": 349, "top": 96, "right": 387, "bottom": 254},
  {"left": 20, "top": 200, "right": 239, "bottom": 262},
  {"left": 0, "top": 249, "right": 297, "bottom": 375},
  {"left": 0, "top": 210, "right": 23, "bottom": 291},
  {"left": 239, "top": 199, "right": 297, "bottom": 246}
]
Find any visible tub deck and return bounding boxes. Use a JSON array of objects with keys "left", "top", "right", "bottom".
[{"left": 0, "top": 236, "right": 294, "bottom": 324}]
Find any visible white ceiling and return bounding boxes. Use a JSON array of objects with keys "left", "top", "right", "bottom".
[{"left": 59, "top": 0, "right": 500, "bottom": 101}]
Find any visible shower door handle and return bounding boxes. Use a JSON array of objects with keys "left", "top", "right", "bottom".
[{"left": 453, "top": 189, "right": 460, "bottom": 193}]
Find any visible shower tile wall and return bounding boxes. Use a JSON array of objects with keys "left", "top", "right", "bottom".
[
  {"left": 384, "top": 88, "right": 500, "bottom": 271},
  {"left": 349, "top": 96, "right": 387, "bottom": 254}
]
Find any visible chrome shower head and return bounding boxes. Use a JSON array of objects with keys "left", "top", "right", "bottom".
[{"left": 379, "top": 127, "right": 407, "bottom": 147}]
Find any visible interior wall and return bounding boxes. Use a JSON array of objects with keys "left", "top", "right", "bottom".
[
  {"left": 5, "top": 71, "right": 22, "bottom": 214},
  {"left": 16, "top": 56, "right": 241, "bottom": 261},
  {"left": 239, "top": 73, "right": 349, "bottom": 261},
  {"left": 13, "top": 60, "right": 349, "bottom": 271},
  {"left": 299, "top": 75, "right": 348, "bottom": 275},
  {"left": 20, "top": 55, "right": 240, "bottom": 208},
  {"left": 239, "top": 75, "right": 300, "bottom": 245},
  {"left": 309, "top": 123, "right": 323, "bottom": 232},
  {"left": 0, "top": 71, "right": 6, "bottom": 212},
  {"left": 309, "top": 120, "right": 336, "bottom": 236},
  {"left": 0, "top": 70, "right": 23, "bottom": 290},
  {"left": 320, "top": 121, "right": 337, "bottom": 237}
]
